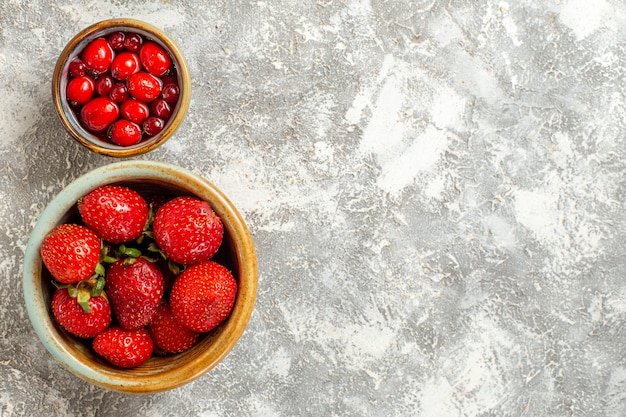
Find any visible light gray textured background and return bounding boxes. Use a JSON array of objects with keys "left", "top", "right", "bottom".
[{"left": 1, "top": 1, "right": 625, "bottom": 416}]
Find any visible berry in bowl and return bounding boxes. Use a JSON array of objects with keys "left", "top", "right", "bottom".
[
  {"left": 23, "top": 161, "right": 258, "bottom": 393},
  {"left": 52, "top": 19, "right": 191, "bottom": 157}
]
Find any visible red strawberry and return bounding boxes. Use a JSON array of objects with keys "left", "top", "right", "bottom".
[
  {"left": 169, "top": 261, "right": 237, "bottom": 333},
  {"left": 78, "top": 185, "right": 149, "bottom": 244},
  {"left": 40, "top": 223, "right": 101, "bottom": 284},
  {"left": 152, "top": 196, "right": 223, "bottom": 265},
  {"left": 93, "top": 326, "right": 153, "bottom": 368},
  {"left": 148, "top": 303, "right": 199, "bottom": 353},
  {"left": 106, "top": 257, "right": 164, "bottom": 330},
  {"left": 51, "top": 287, "right": 111, "bottom": 338}
]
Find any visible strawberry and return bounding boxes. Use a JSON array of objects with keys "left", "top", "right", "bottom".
[
  {"left": 152, "top": 196, "right": 223, "bottom": 265},
  {"left": 51, "top": 287, "right": 111, "bottom": 338},
  {"left": 40, "top": 223, "right": 101, "bottom": 284},
  {"left": 93, "top": 326, "right": 154, "bottom": 368},
  {"left": 105, "top": 257, "right": 164, "bottom": 330},
  {"left": 169, "top": 261, "right": 237, "bottom": 333},
  {"left": 78, "top": 185, "right": 149, "bottom": 244},
  {"left": 148, "top": 303, "right": 199, "bottom": 353}
]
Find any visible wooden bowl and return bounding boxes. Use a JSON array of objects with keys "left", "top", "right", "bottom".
[
  {"left": 23, "top": 161, "right": 257, "bottom": 393},
  {"left": 52, "top": 19, "right": 191, "bottom": 157}
]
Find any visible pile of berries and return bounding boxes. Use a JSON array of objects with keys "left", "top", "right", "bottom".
[
  {"left": 65, "top": 31, "right": 180, "bottom": 146},
  {"left": 40, "top": 185, "right": 236, "bottom": 369}
]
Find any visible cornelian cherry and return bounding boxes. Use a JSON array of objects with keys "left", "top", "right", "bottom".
[
  {"left": 68, "top": 58, "right": 87, "bottom": 77},
  {"left": 124, "top": 33, "right": 143, "bottom": 52},
  {"left": 161, "top": 75, "right": 177, "bottom": 87},
  {"left": 80, "top": 97, "right": 119, "bottom": 133},
  {"left": 108, "top": 32, "right": 125, "bottom": 50},
  {"left": 95, "top": 75, "right": 114, "bottom": 96},
  {"left": 120, "top": 99, "right": 150, "bottom": 124},
  {"left": 151, "top": 98, "right": 171, "bottom": 119},
  {"left": 81, "top": 38, "right": 113, "bottom": 74},
  {"left": 140, "top": 41, "right": 172, "bottom": 77},
  {"left": 143, "top": 117, "right": 165, "bottom": 136},
  {"left": 110, "top": 52, "right": 141, "bottom": 80},
  {"left": 127, "top": 72, "right": 162, "bottom": 102},
  {"left": 66, "top": 76, "right": 95, "bottom": 106},
  {"left": 161, "top": 83, "right": 180, "bottom": 104},
  {"left": 108, "top": 119, "right": 142, "bottom": 146},
  {"left": 109, "top": 83, "right": 129, "bottom": 102}
]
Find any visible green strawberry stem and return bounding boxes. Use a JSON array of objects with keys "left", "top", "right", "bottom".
[
  {"left": 91, "top": 277, "right": 105, "bottom": 297},
  {"left": 76, "top": 287, "right": 92, "bottom": 313},
  {"left": 95, "top": 262, "right": 106, "bottom": 276},
  {"left": 136, "top": 202, "right": 157, "bottom": 245},
  {"left": 117, "top": 244, "right": 142, "bottom": 259},
  {"left": 168, "top": 259, "right": 181, "bottom": 275},
  {"left": 66, "top": 284, "right": 78, "bottom": 298},
  {"left": 51, "top": 275, "right": 105, "bottom": 313},
  {"left": 51, "top": 281, "right": 92, "bottom": 313},
  {"left": 101, "top": 255, "right": 118, "bottom": 264},
  {"left": 145, "top": 242, "right": 182, "bottom": 274},
  {"left": 147, "top": 242, "right": 161, "bottom": 254}
]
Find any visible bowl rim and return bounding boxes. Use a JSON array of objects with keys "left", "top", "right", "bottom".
[
  {"left": 22, "top": 160, "right": 258, "bottom": 393},
  {"left": 52, "top": 18, "right": 192, "bottom": 158}
]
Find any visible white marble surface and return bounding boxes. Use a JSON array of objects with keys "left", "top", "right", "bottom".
[{"left": 1, "top": 1, "right": 626, "bottom": 416}]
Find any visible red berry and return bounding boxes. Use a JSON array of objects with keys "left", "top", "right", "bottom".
[
  {"left": 108, "top": 32, "right": 125, "bottom": 51},
  {"left": 106, "top": 257, "right": 165, "bottom": 331},
  {"left": 109, "top": 82, "right": 129, "bottom": 102},
  {"left": 124, "top": 33, "right": 143, "bottom": 52},
  {"left": 93, "top": 326, "right": 153, "bottom": 368},
  {"left": 120, "top": 99, "right": 150, "bottom": 124},
  {"left": 79, "top": 97, "right": 119, "bottom": 133},
  {"left": 68, "top": 58, "right": 87, "bottom": 77},
  {"left": 127, "top": 72, "right": 162, "bottom": 102},
  {"left": 78, "top": 185, "right": 149, "bottom": 244},
  {"left": 40, "top": 224, "right": 101, "bottom": 284},
  {"left": 139, "top": 41, "right": 172, "bottom": 77},
  {"left": 150, "top": 98, "right": 171, "bottom": 119},
  {"left": 52, "top": 288, "right": 111, "bottom": 338},
  {"left": 161, "top": 83, "right": 179, "bottom": 104},
  {"left": 110, "top": 51, "right": 141, "bottom": 80},
  {"left": 170, "top": 261, "right": 237, "bottom": 333},
  {"left": 95, "top": 75, "right": 114, "bottom": 96},
  {"left": 161, "top": 75, "right": 177, "bottom": 87},
  {"left": 153, "top": 196, "right": 224, "bottom": 265},
  {"left": 143, "top": 116, "right": 165, "bottom": 136},
  {"left": 66, "top": 76, "right": 95, "bottom": 106},
  {"left": 148, "top": 303, "right": 199, "bottom": 353},
  {"left": 81, "top": 38, "right": 113, "bottom": 74},
  {"left": 108, "top": 119, "right": 142, "bottom": 146}
]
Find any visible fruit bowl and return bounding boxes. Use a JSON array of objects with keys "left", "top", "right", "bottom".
[
  {"left": 22, "top": 161, "right": 257, "bottom": 393},
  {"left": 52, "top": 18, "right": 191, "bottom": 157}
]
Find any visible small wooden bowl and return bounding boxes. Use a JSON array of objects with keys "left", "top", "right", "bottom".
[
  {"left": 23, "top": 161, "right": 257, "bottom": 393},
  {"left": 52, "top": 19, "right": 191, "bottom": 157}
]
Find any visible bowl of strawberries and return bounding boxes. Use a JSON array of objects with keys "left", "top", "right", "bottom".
[
  {"left": 23, "top": 160, "right": 258, "bottom": 393},
  {"left": 52, "top": 18, "right": 191, "bottom": 157}
]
